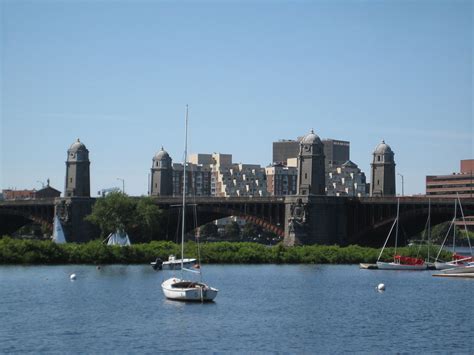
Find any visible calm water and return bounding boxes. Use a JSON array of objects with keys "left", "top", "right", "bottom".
[{"left": 1, "top": 264, "right": 473, "bottom": 353}]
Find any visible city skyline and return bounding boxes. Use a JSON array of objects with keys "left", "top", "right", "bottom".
[{"left": 2, "top": 0, "right": 472, "bottom": 196}]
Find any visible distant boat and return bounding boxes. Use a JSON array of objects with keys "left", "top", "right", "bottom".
[
  {"left": 151, "top": 255, "right": 197, "bottom": 271},
  {"left": 434, "top": 196, "right": 473, "bottom": 270},
  {"left": 376, "top": 198, "right": 427, "bottom": 270},
  {"left": 161, "top": 106, "right": 218, "bottom": 302},
  {"left": 52, "top": 215, "right": 66, "bottom": 244},
  {"left": 105, "top": 229, "right": 131, "bottom": 246}
]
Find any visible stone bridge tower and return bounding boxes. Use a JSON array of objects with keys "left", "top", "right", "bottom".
[
  {"left": 65, "top": 139, "right": 90, "bottom": 197},
  {"left": 297, "top": 129, "right": 325, "bottom": 195},
  {"left": 370, "top": 140, "right": 396, "bottom": 196},
  {"left": 150, "top": 147, "right": 173, "bottom": 196}
]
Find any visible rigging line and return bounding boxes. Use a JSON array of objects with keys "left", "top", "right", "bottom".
[
  {"left": 418, "top": 205, "right": 430, "bottom": 259},
  {"left": 427, "top": 198, "right": 431, "bottom": 262},
  {"left": 377, "top": 217, "right": 398, "bottom": 262},
  {"left": 435, "top": 216, "right": 455, "bottom": 261},
  {"left": 453, "top": 198, "right": 457, "bottom": 255},
  {"left": 394, "top": 198, "right": 400, "bottom": 257},
  {"left": 175, "top": 207, "right": 182, "bottom": 245},
  {"left": 189, "top": 161, "right": 203, "bottom": 282},
  {"left": 193, "top": 203, "right": 203, "bottom": 283},
  {"left": 456, "top": 193, "right": 472, "bottom": 256}
]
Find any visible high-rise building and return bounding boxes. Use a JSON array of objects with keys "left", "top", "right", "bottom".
[
  {"left": 172, "top": 162, "right": 212, "bottom": 197},
  {"left": 65, "top": 139, "right": 90, "bottom": 197},
  {"left": 322, "top": 139, "right": 350, "bottom": 169},
  {"left": 150, "top": 147, "right": 173, "bottom": 196},
  {"left": 297, "top": 129, "right": 326, "bottom": 195},
  {"left": 370, "top": 140, "right": 396, "bottom": 197},
  {"left": 272, "top": 140, "right": 300, "bottom": 165},
  {"left": 326, "top": 161, "right": 368, "bottom": 197},
  {"left": 426, "top": 159, "right": 474, "bottom": 198},
  {"left": 265, "top": 163, "right": 298, "bottom": 196}
]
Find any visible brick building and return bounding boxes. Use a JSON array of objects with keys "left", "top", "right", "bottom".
[{"left": 426, "top": 159, "right": 474, "bottom": 198}]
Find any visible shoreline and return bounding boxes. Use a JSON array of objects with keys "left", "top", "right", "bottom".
[{"left": 0, "top": 237, "right": 453, "bottom": 265}]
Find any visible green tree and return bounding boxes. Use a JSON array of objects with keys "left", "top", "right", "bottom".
[
  {"left": 224, "top": 221, "right": 241, "bottom": 241},
  {"left": 136, "top": 197, "right": 164, "bottom": 241},
  {"left": 241, "top": 222, "right": 260, "bottom": 241},
  {"left": 85, "top": 192, "right": 137, "bottom": 237},
  {"left": 199, "top": 223, "right": 219, "bottom": 241}
]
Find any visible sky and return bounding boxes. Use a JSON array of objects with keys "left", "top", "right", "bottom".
[{"left": 1, "top": 0, "right": 472, "bottom": 197}]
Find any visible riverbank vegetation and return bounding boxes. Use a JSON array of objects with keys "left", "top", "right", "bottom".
[{"left": 0, "top": 237, "right": 454, "bottom": 265}]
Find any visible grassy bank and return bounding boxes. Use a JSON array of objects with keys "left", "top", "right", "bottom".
[{"left": 0, "top": 237, "right": 451, "bottom": 265}]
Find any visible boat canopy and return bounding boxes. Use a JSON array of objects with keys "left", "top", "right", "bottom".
[{"left": 394, "top": 255, "right": 425, "bottom": 265}]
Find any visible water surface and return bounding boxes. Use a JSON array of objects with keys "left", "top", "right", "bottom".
[{"left": 1, "top": 265, "right": 473, "bottom": 353}]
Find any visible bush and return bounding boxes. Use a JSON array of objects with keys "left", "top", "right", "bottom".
[{"left": 0, "top": 236, "right": 455, "bottom": 265}]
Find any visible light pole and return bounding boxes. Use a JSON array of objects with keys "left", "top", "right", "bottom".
[
  {"left": 397, "top": 173, "right": 404, "bottom": 196},
  {"left": 117, "top": 178, "right": 125, "bottom": 194}
]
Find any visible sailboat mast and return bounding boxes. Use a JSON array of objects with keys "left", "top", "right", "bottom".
[
  {"left": 181, "top": 105, "right": 189, "bottom": 272},
  {"left": 427, "top": 198, "right": 431, "bottom": 262},
  {"left": 394, "top": 198, "right": 400, "bottom": 257},
  {"left": 453, "top": 198, "right": 456, "bottom": 255},
  {"left": 457, "top": 193, "right": 473, "bottom": 256}
]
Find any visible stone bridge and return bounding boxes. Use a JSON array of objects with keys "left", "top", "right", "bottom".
[{"left": 0, "top": 196, "right": 473, "bottom": 246}]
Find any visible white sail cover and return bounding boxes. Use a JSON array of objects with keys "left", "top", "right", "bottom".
[
  {"left": 52, "top": 215, "right": 67, "bottom": 244},
  {"left": 107, "top": 229, "right": 131, "bottom": 246}
]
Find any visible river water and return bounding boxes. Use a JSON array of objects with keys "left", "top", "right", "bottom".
[{"left": 1, "top": 264, "right": 473, "bottom": 353}]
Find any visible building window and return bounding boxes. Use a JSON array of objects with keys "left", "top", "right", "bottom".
[
  {"left": 377, "top": 179, "right": 379, "bottom": 185},
  {"left": 377, "top": 156, "right": 380, "bottom": 162},
  {"left": 305, "top": 173, "right": 307, "bottom": 179}
]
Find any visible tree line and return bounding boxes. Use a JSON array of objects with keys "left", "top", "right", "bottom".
[{"left": 0, "top": 237, "right": 454, "bottom": 265}]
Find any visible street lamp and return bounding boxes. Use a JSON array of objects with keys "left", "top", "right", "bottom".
[
  {"left": 117, "top": 178, "right": 125, "bottom": 194},
  {"left": 397, "top": 173, "right": 404, "bottom": 197}
]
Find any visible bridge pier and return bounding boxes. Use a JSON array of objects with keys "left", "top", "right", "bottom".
[
  {"left": 55, "top": 197, "right": 99, "bottom": 243},
  {"left": 284, "top": 195, "right": 350, "bottom": 246}
]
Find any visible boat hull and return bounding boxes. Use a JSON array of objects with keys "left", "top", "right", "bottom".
[
  {"left": 161, "top": 259, "right": 197, "bottom": 270},
  {"left": 376, "top": 261, "right": 427, "bottom": 270},
  {"left": 434, "top": 261, "right": 469, "bottom": 270},
  {"left": 161, "top": 278, "right": 218, "bottom": 302},
  {"left": 439, "top": 265, "right": 474, "bottom": 274}
]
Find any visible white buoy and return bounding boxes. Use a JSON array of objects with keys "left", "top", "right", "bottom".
[
  {"left": 377, "top": 283, "right": 385, "bottom": 291},
  {"left": 70, "top": 273, "right": 77, "bottom": 281}
]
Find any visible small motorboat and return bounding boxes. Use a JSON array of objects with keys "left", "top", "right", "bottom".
[
  {"left": 161, "top": 255, "right": 197, "bottom": 270},
  {"left": 150, "top": 257, "right": 163, "bottom": 271}
]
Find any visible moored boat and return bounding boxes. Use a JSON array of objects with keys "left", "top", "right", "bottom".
[
  {"left": 377, "top": 255, "right": 427, "bottom": 270},
  {"left": 376, "top": 198, "right": 428, "bottom": 271},
  {"left": 161, "top": 106, "right": 218, "bottom": 302},
  {"left": 162, "top": 278, "right": 218, "bottom": 302},
  {"left": 161, "top": 255, "right": 197, "bottom": 270}
]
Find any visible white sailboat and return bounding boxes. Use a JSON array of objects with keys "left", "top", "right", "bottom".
[
  {"left": 161, "top": 105, "right": 218, "bottom": 302},
  {"left": 105, "top": 229, "right": 131, "bottom": 246},
  {"left": 376, "top": 198, "right": 428, "bottom": 270},
  {"left": 434, "top": 196, "right": 473, "bottom": 270},
  {"left": 52, "top": 215, "right": 67, "bottom": 244}
]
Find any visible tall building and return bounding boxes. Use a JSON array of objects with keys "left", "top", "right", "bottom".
[
  {"left": 213, "top": 162, "right": 267, "bottom": 197},
  {"left": 370, "top": 140, "right": 396, "bottom": 197},
  {"left": 426, "top": 159, "right": 474, "bottom": 198},
  {"left": 297, "top": 129, "right": 326, "bottom": 195},
  {"left": 322, "top": 139, "right": 350, "bottom": 169},
  {"left": 272, "top": 140, "right": 300, "bottom": 165},
  {"left": 65, "top": 139, "right": 90, "bottom": 197},
  {"left": 265, "top": 163, "right": 298, "bottom": 196},
  {"left": 326, "top": 161, "right": 368, "bottom": 197},
  {"left": 172, "top": 162, "right": 212, "bottom": 197},
  {"left": 150, "top": 147, "right": 173, "bottom": 196}
]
